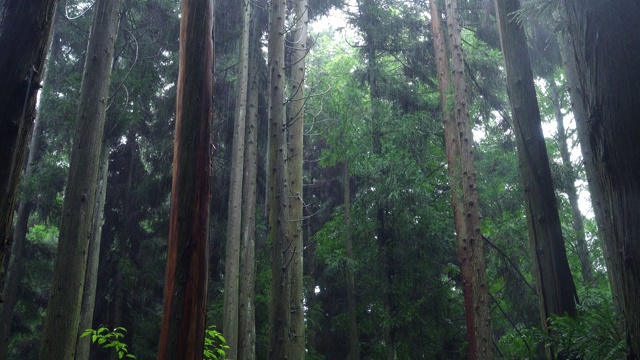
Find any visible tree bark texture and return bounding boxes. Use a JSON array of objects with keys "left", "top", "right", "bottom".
[
  {"left": 564, "top": 1, "right": 640, "bottom": 356},
  {"left": 267, "top": 0, "right": 291, "bottom": 358},
  {"left": 157, "top": 0, "right": 214, "bottom": 358},
  {"left": 286, "top": 0, "right": 308, "bottom": 357},
  {"left": 444, "top": 0, "right": 494, "bottom": 358},
  {"left": 238, "top": 17, "right": 261, "bottom": 359},
  {"left": 75, "top": 145, "right": 110, "bottom": 360},
  {"left": 39, "top": 0, "right": 121, "bottom": 357},
  {"left": 0, "top": 0, "right": 56, "bottom": 278},
  {"left": 556, "top": 26, "right": 623, "bottom": 311},
  {"left": 223, "top": 0, "right": 250, "bottom": 357},
  {"left": 548, "top": 79, "right": 594, "bottom": 286},
  {"left": 494, "top": 0, "right": 578, "bottom": 354}
]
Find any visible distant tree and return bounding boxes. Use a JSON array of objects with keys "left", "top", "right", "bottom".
[
  {"left": 156, "top": 0, "right": 214, "bottom": 358},
  {"left": 494, "top": 0, "right": 578, "bottom": 357},
  {"left": 237, "top": 12, "right": 262, "bottom": 359},
  {"left": 38, "top": 0, "right": 122, "bottom": 357},
  {"left": 286, "top": 0, "right": 308, "bottom": 356},
  {"left": 0, "top": 0, "right": 57, "bottom": 278},
  {"left": 223, "top": 0, "right": 250, "bottom": 357},
  {"left": 564, "top": 1, "right": 640, "bottom": 357},
  {"left": 267, "top": 0, "right": 291, "bottom": 357}
]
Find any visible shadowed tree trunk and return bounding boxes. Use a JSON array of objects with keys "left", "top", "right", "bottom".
[
  {"left": 267, "top": 0, "right": 291, "bottom": 357},
  {"left": 548, "top": 79, "right": 594, "bottom": 286},
  {"left": 0, "top": 95, "right": 44, "bottom": 359},
  {"left": 0, "top": 0, "right": 57, "bottom": 278},
  {"left": 556, "top": 25, "right": 622, "bottom": 311},
  {"left": 564, "top": 1, "right": 640, "bottom": 356},
  {"left": 286, "top": 0, "right": 308, "bottom": 357},
  {"left": 38, "top": 0, "right": 122, "bottom": 357},
  {"left": 157, "top": 0, "right": 214, "bottom": 359},
  {"left": 494, "top": 1, "right": 578, "bottom": 358},
  {"left": 223, "top": 0, "right": 250, "bottom": 357}
]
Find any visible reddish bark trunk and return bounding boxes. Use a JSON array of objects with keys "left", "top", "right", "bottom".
[{"left": 157, "top": 0, "right": 214, "bottom": 358}]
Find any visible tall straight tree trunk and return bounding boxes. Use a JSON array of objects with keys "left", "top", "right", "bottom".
[
  {"left": 267, "top": 0, "right": 291, "bottom": 357},
  {"left": 556, "top": 27, "right": 622, "bottom": 310},
  {"left": 223, "top": 0, "right": 250, "bottom": 357},
  {"left": 564, "top": 1, "right": 640, "bottom": 357},
  {"left": 0, "top": 98, "right": 44, "bottom": 359},
  {"left": 343, "top": 162, "right": 360, "bottom": 360},
  {"left": 494, "top": 1, "right": 577, "bottom": 357},
  {"left": 75, "top": 144, "right": 110, "bottom": 360},
  {"left": 39, "top": 0, "right": 122, "bottom": 357},
  {"left": 238, "top": 15, "right": 261, "bottom": 359},
  {"left": 0, "top": 0, "right": 56, "bottom": 277},
  {"left": 444, "top": 0, "right": 494, "bottom": 358},
  {"left": 548, "top": 79, "right": 594, "bottom": 286},
  {"left": 110, "top": 132, "right": 135, "bottom": 360},
  {"left": 157, "top": 0, "right": 214, "bottom": 358},
  {"left": 286, "top": 0, "right": 308, "bottom": 357}
]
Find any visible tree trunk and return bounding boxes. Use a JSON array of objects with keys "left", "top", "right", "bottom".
[
  {"left": 286, "top": 0, "right": 308, "bottom": 357},
  {"left": 343, "top": 162, "right": 360, "bottom": 360},
  {"left": 223, "top": 0, "right": 250, "bottom": 357},
  {"left": 564, "top": 1, "right": 640, "bottom": 356},
  {"left": 156, "top": 0, "right": 213, "bottom": 358},
  {"left": 556, "top": 25, "right": 623, "bottom": 311},
  {"left": 444, "top": 0, "right": 495, "bottom": 357},
  {"left": 494, "top": 1, "right": 578, "bottom": 358},
  {"left": 74, "top": 144, "right": 110, "bottom": 360},
  {"left": 548, "top": 79, "right": 595, "bottom": 286},
  {"left": 110, "top": 133, "right": 136, "bottom": 360},
  {"left": 267, "top": 0, "right": 291, "bottom": 358},
  {"left": 0, "top": 0, "right": 57, "bottom": 278},
  {"left": 238, "top": 15, "right": 261, "bottom": 359},
  {"left": 39, "top": 0, "right": 122, "bottom": 357},
  {"left": 0, "top": 99, "right": 43, "bottom": 358}
]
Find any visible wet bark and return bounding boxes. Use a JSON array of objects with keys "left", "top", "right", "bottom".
[
  {"left": 157, "top": 0, "right": 214, "bottom": 358},
  {"left": 564, "top": 1, "right": 640, "bottom": 356}
]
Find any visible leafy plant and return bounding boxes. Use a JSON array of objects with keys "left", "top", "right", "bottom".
[
  {"left": 80, "top": 326, "right": 136, "bottom": 359},
  {"left": 203, "top": 325, "right": 230, "bottom": 359}
]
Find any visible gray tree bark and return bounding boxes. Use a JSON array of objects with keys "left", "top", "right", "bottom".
[
  {"left": 286, "top": 0, "right": 308, "bottom": 357},
  {"left": 38, "top": 0, "right": 122, "bottom": 357},
  {"left": 74, "top": 144, "right": 109, "bottom": 360},
  {"left": 494, "top": 0, "right": 578, "bottom": 357},
  {"left": 267, "top": 0, "right": 291, "bottom": 357},
  {"left": 564, "top": 1, "right": 640, "bottom": 356},
  {"left": 223, "top": 0, "right": 251, "bottom": 357}
]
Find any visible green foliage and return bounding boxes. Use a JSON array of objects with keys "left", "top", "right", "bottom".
[
  {"left": 203, "top": 325, "right": 230, "bottom": 360},
  {"left": 80, "top": 327, "right": 136, "bottom": 359},
  {"left": 499, "top": 289, "right": 626, "bottom": 359}
]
